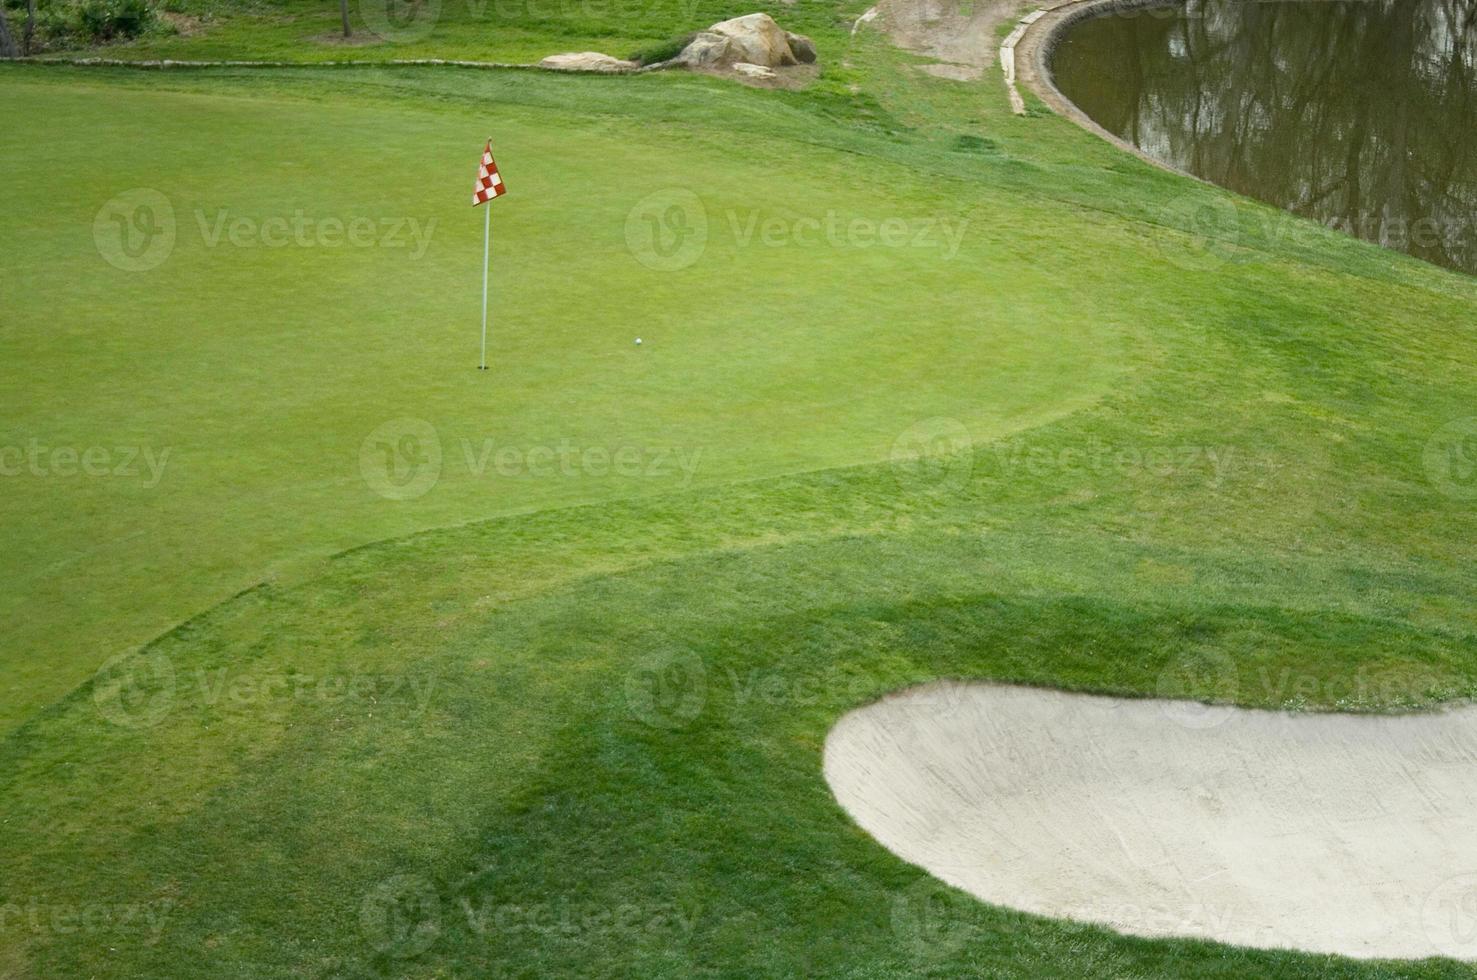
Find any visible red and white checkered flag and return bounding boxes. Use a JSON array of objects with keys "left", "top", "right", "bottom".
[{"left": 472, "top": 140, "right": 506, "bottom": 206}]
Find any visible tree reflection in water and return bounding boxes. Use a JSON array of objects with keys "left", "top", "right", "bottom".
[{"left": 1053, "top": 0, "right": 1477, "bottom": 276}]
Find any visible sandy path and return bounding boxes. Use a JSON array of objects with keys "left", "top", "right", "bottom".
[
  {"left": 824, "top": 681, "right": 1477, "bottom": 959},
  {"left": 858, "top": 0, "right": 1027, "bottom": 80}
]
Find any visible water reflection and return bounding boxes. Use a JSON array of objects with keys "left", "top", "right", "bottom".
[{"left": 1052, "top": 0, "right": 1477, "bottom": 276}]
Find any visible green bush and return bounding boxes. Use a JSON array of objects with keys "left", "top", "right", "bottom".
[
  {"left": 36, "top": 6, "right": 71, "bottom": 43},
  {"left": 628, "top": 32, "right": 693, "bottom": 67},
  {"left": 75, "top": 0, "right": 151, "bottom": 41}
]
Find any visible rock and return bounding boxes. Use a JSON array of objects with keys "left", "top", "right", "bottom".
[
  {"left": 671, "top": 13, "right": 819, "bottom": 74},
  {"left": 706, "top": 13, "right": 797, "bottom": 67},
  {"left": 732, "top": 62, "right": 778, "bottom": 80},
  {"left": 538, "top": 52, "right": 637, "bottom": 72},
  {"left": 674, "top": 32, "right": 734, "bottom": 69},
  {"left": 785, "top": 31, "right": 817, "bottom": 64}
]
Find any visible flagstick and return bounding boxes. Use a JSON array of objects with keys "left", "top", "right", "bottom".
[{"left": 479, "top": 202, "right": 491, "bottom": 371}]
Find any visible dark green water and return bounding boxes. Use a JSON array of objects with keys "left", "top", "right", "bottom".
[{"left": 1052, "top": 0, "right": 1477, "bottom": 276}]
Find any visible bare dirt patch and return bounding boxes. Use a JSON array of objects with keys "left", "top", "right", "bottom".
[
  {"left": 158, "top": 11, "right": 206, "bottom": 37},
  {"left": 695, "top": 62, "right": 820, "bottom": 90},
  {"left": 855, "top": 0, "right": 1031, "bottom": 80}
]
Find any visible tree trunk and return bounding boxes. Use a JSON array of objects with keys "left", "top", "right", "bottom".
[
  {"left": 340, "top": 0, "right": 351, "bottom": 37},
  {"left": 0, "top": 4, "right": 18, "bottom": 59},
  {"left": 23, "top": 0, "right": 34, "bottom": 55}
]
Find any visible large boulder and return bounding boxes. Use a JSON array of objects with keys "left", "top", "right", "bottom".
[
  {"left": 674, "top": 13, "right": 816, "bottom": 70},
  {"left": 539, "top": 52, "right": 637, "bottom": 72},
  {"left": 708, "top": 13, "right": 796, "bottom": 67},
  {"left": 674, "top": 32, "right": 735, "bottom": 69}
]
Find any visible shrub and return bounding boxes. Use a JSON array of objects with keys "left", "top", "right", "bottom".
[
  {"left": 628, "top": 32, "right": 693, "bottom": 67},
  {"left": 76, "top": 0, "right": 152, "bottom": 42}
]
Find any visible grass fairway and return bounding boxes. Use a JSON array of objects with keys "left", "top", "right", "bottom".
[{"left": 2, "top": 15, "right": 1477, "bottom": 978}]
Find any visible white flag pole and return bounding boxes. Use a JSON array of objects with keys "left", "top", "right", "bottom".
[{"left": 479, "top": 201, "right": 491, "bottom": 371}]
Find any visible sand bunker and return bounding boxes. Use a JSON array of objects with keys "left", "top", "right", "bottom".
[{"left": 824, "top": 681, "right": 1477, "bottom": 959}]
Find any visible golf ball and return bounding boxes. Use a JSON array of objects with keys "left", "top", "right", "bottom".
[{"left": 635, "top": 338, "right": 643, "bottom": 345}]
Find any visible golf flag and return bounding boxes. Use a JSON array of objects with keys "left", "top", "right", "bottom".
[
  {"left": 473, "top": 141, "right": 506, "bottom": 205},
  {"left": 473, "top": 139, "right": 505, "bottom": 370}
]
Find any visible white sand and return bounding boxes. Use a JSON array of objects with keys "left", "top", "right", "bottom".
[{"left": 823, "top": 681, "right": 1477, "bottom": 959}]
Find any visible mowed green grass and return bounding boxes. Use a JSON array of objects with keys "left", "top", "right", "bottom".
[
  {"left": 2, "top": 36, "right": 1477, "bottom": 980},
  {"left": 0, "top": 69, "right": 1122, "bottom": 734}
]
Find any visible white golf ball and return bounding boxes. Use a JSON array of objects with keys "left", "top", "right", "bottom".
[{"left": 635, "top": 338, "right": 642, "bottom": 345}]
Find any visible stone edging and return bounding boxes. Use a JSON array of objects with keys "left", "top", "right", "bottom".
[
  {"left": 1012, "top": 0, "right": 1205, "bottom": 181},
  {"left": 10, "top": 56, "right": 527, "bottom": 69},
  {"left": 3, "top": 55, "right": 673, "bottom": 74},
  {"left": 999, "top": 9, "right": 1045, "bottom": 115}
]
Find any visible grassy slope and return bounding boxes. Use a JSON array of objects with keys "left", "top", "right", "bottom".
[
  {"left": 0, "top": 66, "right": 1129, "bottom": 733},
  {"left": 35, "top": 0, "right": 863, "bottom": 63},
  {"left": 2, "top": 17, "right": 1477, "bottom": 980}
]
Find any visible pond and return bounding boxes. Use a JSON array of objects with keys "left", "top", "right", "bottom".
[{"left": 1051, "top": 0, "right": 1477, "bottom": 277}]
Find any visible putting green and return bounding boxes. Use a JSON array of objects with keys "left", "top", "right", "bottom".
[
  {"left": 2, "top": 50, "right": 1476, "bottom": 978},
  {"left": 0, "top": 74, "right": 1123, "bottom": 733}
]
